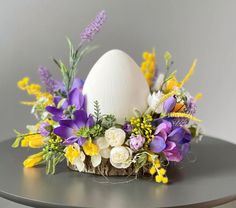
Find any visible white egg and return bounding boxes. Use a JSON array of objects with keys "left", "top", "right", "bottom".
[{"left": 82, "top": 49, "right": 150, "bottom": 124}]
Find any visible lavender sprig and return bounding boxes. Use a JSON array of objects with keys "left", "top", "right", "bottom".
[
  {"left": 38, "top": 66, "right": 58, "bottom": 93},
  {"left": 54, "top": 10, "right": 107, "bottom": 94},
  {"left": 80, "top": 10, "right": 107, "bottom": 42}
]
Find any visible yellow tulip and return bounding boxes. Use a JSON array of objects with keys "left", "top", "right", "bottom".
[
  {"left": 21, "top": 134, "right": 44, "bottom": 148},
  {"left": 23, "top": 152, "right": 43, "bottom": 168}
]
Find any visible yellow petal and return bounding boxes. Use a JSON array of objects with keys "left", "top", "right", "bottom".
[
  {"left": 83, "top": 141, "right": 99, "bottom": 156},
  {"left": 23, "top": 152, "right": 43, "bottom": 168}
]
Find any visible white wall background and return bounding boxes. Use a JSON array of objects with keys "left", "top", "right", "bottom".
[{"left": 0, "top": 0, "right": 236, "bottom": 207}]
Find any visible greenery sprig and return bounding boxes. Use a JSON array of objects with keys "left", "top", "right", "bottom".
[{"left": 53, "top": 38, "right": 98, "bottom": 94}]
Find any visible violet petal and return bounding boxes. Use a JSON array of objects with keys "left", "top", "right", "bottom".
[
  {"left": 54, "top": 126, "right": 74, "bottom": 139},
  {"left": 150, "top": 136, "right": 166, "bottom": 153},
  {"left": 73, "top": 110, "right": 87, "bottom": 128}
]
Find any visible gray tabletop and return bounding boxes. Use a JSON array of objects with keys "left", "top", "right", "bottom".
[{"left": 0, "top": 136, "right": 236, "bottom": 208}]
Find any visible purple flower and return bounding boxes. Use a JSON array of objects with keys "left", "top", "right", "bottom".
[
  {"left": 150, "top": 120, "right": 172, "bottom": 153},
  {"left": 39, "top": 122, "right": 51, "bottom": 137},
  {"left": 164, "top": 127, "right": 191, "bottom": 162},
  {"left": 46, "top": 88, "right": 85, "bottom": 122},
  {"left": 123, "top": 122, "right": 133, "bottom": 133},
  {"left": 54, "top": 110, "right": 94, "bottom": 145},
  {"left": 171, "top": 97, "right": 197, "bottom": 126},
  {"left": 163, "top": 96, "right": 176, "bottom": 113},
  {"left": 38, "top": 66, "right": 59, "bottom": 93},
  {"left": 80, "top": 10, "right": 107, "bottom": 42},
  {"left": 57, "top": 78, "right": 84, "bottom": 93},
  {"left": 149, "top": 120, "right": 192, "bottom": 162},
  {"left": 129, "top": 135, "right": 145, "bottom": 151}
]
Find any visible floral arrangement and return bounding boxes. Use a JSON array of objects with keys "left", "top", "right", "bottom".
[{"left": 12, "top": 10, "right": 203, "bottom": 184}]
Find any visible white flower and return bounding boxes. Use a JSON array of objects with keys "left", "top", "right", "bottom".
[
  {"left": 110, "top": 146, "right": 132, "bottom": 169},
  {"left": 91, "top": 154, "right": 102, "bottom": 167},
  {"left": 95, "top": 137, "right": 111, "bottom": 159},
  {"left": 147, "top": 91, "right": 164, "bottom": 114},
  {"left": 152, "top": 73, "right": 165, "bottom": 91},
  {"left": 71, "top": 143, "right": 86, "bottom": 172},
  {"left": 105, "top": 127, "right": 126, "bottom": 147}
]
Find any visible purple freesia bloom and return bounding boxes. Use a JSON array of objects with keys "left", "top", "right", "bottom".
[
  {"left": 163, "top": 96, "right": 176, "bottom": 113},
  {"left": 56, "top": 78, "right": 84, "bottom": 93},
  {"left": 54, "top": 110, "right": 94, "bottom": 145},
  {"left": 46, "top": 88, "right": 85, "bottom": 122},
  {"left": 150, "top": 120, "right": 192, "bottom": 162}
]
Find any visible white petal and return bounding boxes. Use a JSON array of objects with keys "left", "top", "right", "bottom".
[
  {"left": 80, "top": 151, "right": 86, "bottom": 162},
  {"left": 74, "top": 158, "right": 85, "bottom": 172},
  {"left": 91, "top": 154, "right": 102, "bottom": 167},
  {"left": 100, "top": 148, "right": 111, "bottom": 158},
  {"left": 96, "top": 137, "right": 109, "bottom": 149},
  {"left": 26, "top": 125, "right": 38, "bottom": 133},
  {"left": 152, "top": 73, "right": 165, "bottom": 91}
]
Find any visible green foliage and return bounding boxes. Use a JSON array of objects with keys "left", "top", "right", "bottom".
[
  {"left": 76, "top": 127, "right": 90, "bottom": 138},
  {"left": 43, "top": 135, "right": 65, "bottom": 174},
  {"left": 54, "top": 38, "right": 98, "bottom": 93},
  {"left": 164, "top": 51, "right": 172, "bottom": 69},
  {"left": 44, "top": 151, "right": 65, "bottom": 175},
  {"left": 134, "top": 152, "right": 147, "bottom": 173},
  {"left": 89, "top": 124, "right": 104, "bottom": 137},
  {"left": 12, "top": 130, "right": 24, "bottom": 148},
  {"left": 101, "top": 115, "right": 116, "bottom": 129},
  {"left": 93, "top": 100, "right": 102, "bottom": 122}
]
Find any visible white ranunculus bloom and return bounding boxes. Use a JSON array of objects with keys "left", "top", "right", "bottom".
[
  {"left": 147, "top": 91, "right": 164, "bottom": 114},
  {"left": 96, "top": 137, "right": 109, "bottom": 149},
  {"left": 152, "top": 73, "right": 165, "bottom": 91},
  {"left": 110, "top": 146, "right": 132, "bottom": 169},
  {"left": 95, "top": 137, "right": 111, "bottom": 159},
  {"left": 105, "top": 127, "right": 126, "bottom": 147},
  {"left": 100, "top": 148, "right": 111, "bottom": 158}
]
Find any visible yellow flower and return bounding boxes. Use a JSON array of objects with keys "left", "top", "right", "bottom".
[
  {"left": 149, "top": 166, "right": 156, "bottom": 175},
  {"left": 27, "top": 84, "right": 41, "bottom": 95},
  {"left": 159, "top": 168, "right": 166, "bottom": 175},
  {"left": 17, "top": 77, "right": 30, "bottom": 90},
  {"left": 65, "top": 145, "right": 80, "bottom": 164},
  {"left": 140, "top": 49, "right": 156, "bottom": 86},
  {"left": 83, "top": 140, "right": 99, "bottom": 156},
  {"left": 162, "top": 177, "right": 169, "bottom": 184},
  {"left": 23, "top": 152, "right": 43, "bottom": 168},
  {"left": 155, "top": 174, "right": 163, "bottom": 183},
  {"left": 21, "top": 134, "right": 44, "bottom": 148},
  {"left": 165, "top": 76, "right": 180, "bottom": 93}
]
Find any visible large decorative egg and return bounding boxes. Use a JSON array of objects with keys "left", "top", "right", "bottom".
[{"left": 82, "top": 49, "right": 150, "bottom": 123}]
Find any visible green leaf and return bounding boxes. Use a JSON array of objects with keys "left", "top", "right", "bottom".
[
  {"left": 74, "top": 45, "right": 98, "bottom": 67},
  {"left": 101, "top": 115, "right": 116, "bottom": 129},
  {"left": 134, "top": 153, "right": 147, "bottom": 173},
  {"left": 93, "top": 100, "right": 102, "bottom": 122},
  {"left": 164, "top": 51, "right": 172, "bottom": 68},
  {"left": 11, "top": 137, "right": 22, "bottom": 148},
  {"left": 53, "top": 58, "right": 61, "bottom": 69},
  {"left": 66, "top": 37, "right": 74, "bottom": 68}
]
